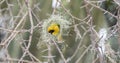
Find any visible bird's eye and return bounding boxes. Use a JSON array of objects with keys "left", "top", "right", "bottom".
[
  {"left": 48, "top": 30, "right": 54, "bottom": 34},
  {"left": 57, "top": 24, "right": 60, "bottom": 28}
]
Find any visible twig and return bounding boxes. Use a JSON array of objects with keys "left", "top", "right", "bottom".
[
  {"left": 52, "top": 40, "right": 67, "bottom": 63},
  {"left": 18, "top": 0, "right": 34, "bottom": 62}
]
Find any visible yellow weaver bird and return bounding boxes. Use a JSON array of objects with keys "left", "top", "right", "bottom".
[{"left": 47, "top": 23, "right": 62, "bottom": 41}]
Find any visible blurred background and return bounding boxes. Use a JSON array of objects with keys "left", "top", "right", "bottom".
[{"left": 0, "top": 0, "right": 120, "bottom": 63}]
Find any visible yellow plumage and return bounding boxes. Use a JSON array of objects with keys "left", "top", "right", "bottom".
[
  {"left": 47, "top": 23, "right": 62, "bottom": 41},
  {"left": 47, "top": 23, "right": 60, "bottom": 36}
]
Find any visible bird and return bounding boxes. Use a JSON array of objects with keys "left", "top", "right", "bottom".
[
  {"left": 47, "top": 23, "right": 62, "bottom": 41},
  {"left": 47, "top": 23, "right": 60, "bottom": 36}
]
